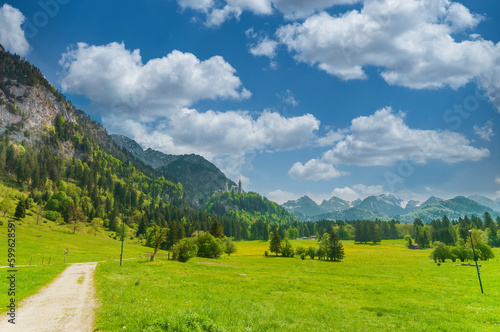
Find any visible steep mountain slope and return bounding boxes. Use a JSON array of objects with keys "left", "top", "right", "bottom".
[
  {"left": 0, "top": 45, "right": 272, "bottom": 245},
  {"left": 112, "top": 134, "right": 236, "bottom": 207},
  {"left": 112, "top": 134, "right": 179, "bottom": 168}
]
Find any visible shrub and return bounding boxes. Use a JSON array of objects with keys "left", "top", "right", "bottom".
[
  {"left": 264, "top": 250, "right": 268, "bottom": 257},
  {"left": 475, "top": 242, "right": 495, "bottom": 261},
  {"left": 172, "top": 238, "right": 198, "bottom": 262},
  {"left": 281, "top": 238, "right": 294, "bottom": 257},
  {"left": 296, "top": 246, "right": 306, "bottom": 256},
  {"left": 194, "top": 231, "right": 224, "bottom": 258},
  {"left": 223, "top": 237, "right": 237, "bottom": 256},
  {"left": 45, "top": 210, "right": 61, "bottom": 221},
  {"left": 431, "top": 241, "right": 453, "bottom": 262},
  {"left": 306, "top": 246, "right": 315, "bottom": 259},
  {"left": 300, "top": 253, "right": 306, "bottom": 260}
]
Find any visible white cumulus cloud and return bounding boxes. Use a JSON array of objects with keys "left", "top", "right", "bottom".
[
  {"left": 249, "top": 37, "right": 278, "bottom": 58},
  {"left": 104, "top": 108, "right": 320, "bottom": 181},
  {"left": 177, "top": 0, "right": 360, "bottom": 26},
  {"left": 324, "top": 107, "right": 490, "bottom": 166},
  {"left": 288, "top": 158, "right": 348, "bottom": 181},
  {"left": 0, "top": 4, "right": 30, "bottom": 56},
  {"left": 59, "top": 42, "right": 250, "bottom": 121},
  {"left": 267, "top": 189, "right": 299, "bottom": 204},
  {"left": 473, "top": 120, "right": 494, "bottom": 142},
  {"left": 289, "top": 107, "right": 490, "bottom": 180},
  {"left": 276, "top": 0, "right": 500, "bottom": 111},
  {"left": 330, "top": 184, "right": 384, "bottom": 201}
]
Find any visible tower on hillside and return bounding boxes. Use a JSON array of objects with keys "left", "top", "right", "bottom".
[{"left": 238, "top": 180, "right": 242, "bottom": 194}]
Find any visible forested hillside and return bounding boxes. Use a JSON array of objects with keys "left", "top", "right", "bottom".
[
  {"left": 0, "top": 47, "right": 255, "bottom": 245},
  {"left": 206, "top": 191, "right": 300, "bottom": 225}
]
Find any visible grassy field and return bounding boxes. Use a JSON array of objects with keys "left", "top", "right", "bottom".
[
  {"left": 0, "top": 264, "right": 67, "bottom": 311},
  {"left": 0, "top": 189, "right": 165, "bottom": 312},
  {"left": 95, "top": 240, "right": 500, "bottom": 331}
]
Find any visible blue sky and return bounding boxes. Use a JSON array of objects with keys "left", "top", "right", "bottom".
[{"left": 1, "top": 0, "right": 500, "bottom": 204}]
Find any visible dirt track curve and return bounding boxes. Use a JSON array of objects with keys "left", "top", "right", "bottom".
[{"left": 0, "top": 262, "right": 98, "bottom": 332}]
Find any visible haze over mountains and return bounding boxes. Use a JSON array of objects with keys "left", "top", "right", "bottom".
[{"left": 283, "top": 194, "right": 500, "bottom": 223}]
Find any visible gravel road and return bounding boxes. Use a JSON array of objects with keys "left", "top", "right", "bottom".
[{"left": 0, "top": 262, "right": 98, "bottom": 332}]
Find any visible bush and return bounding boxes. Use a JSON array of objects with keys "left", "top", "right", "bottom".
[
  {"left": 296, "top": 246, "right": 306, "bottom": 256},
  {"left": 431, "top": 241, "right": 453, "bottom": 262},
  {"left": 300, "top": 253, "right": 306, "bottom": 260},
  {"left": 172, "top": 238, "right": 198, "bottom": 262},
  {"left": 195, "top": 231, "right": 224, "bottom": 258},
  {"left": 264, "top": 250, "right": 268, "bottom": 257},
  {"left": 475, "top": 242, "right": 495, "bottom": 261},
  {"left": 223, "top": 237, "right": 237, "bottom": 256},
  {"left": 306, "top": 246, "right": 315, "bottom": 260},
  {"left": 45, "top": 210, "right": 61, "bottom": 221},
  {"left": 281, "top": 238, "right": 294, "bottom": 257}
]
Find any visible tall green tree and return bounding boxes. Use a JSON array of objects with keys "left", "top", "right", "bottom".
[
  {"left": 269, "top": 229, "right": 282, "bottom": 256},
  {"left": 209, "top": 219, "right": 224, "bottom": 238},
  {"left": 69, "top": 206, "right": 86, "bottom": 234},
  {"left": 223, "top": 237, "right": 237, "bottom": 256},
  {"left": 327, "top": 230, "right": 345, "bottom": 261},
  {"left": 14, "top": 198, "right": 26, "bottom": 219},
  {"left": 147, "top": 225, "right": 169, "bottom": 261},
  {"left": 281, "top": 238, "right": 294, "bottom": 257},
  {"left": 0, "top": 198, "right": 14, "bottom": 217},
  {"left": 90, "top": 217, "right": 104, "bottom": 236},
  {"left": 369, "top": 222, "right": 381, "bottom": 244},
  {"left": 458, "top": 217, "right": 469, "bottom": 242}
]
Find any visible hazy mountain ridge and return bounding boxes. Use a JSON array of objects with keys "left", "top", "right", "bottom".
[
  {"left": 283, "top": 194, "right": 499, "bottom": 223},
  {"left": 112, "top": 134, "right": 236, "bottom": 208},
  {"left": 468, "top": 195, "right": 500, "bottom": 212}
]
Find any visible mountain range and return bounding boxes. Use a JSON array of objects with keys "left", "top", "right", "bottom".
[
  {"left": 0, "top": 46, "right": 295, "bottom": 234},
  {"left": 112, "top": 134, "right": 235, "bottom": 208},
  {"left": 1, "top": 45, "right": 497, "bottom": 227},
  {"left": 282, "top": 194, "right": 500, "bottom": 223}
]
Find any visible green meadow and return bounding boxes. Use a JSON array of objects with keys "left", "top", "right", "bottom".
[
  {"left": 0, "top": 188, "right": 498, "bottom": 331},
  {"left": 95, "top": 240, "right": 500, "bottom": 331},
  {"left": 0, "top": 204, "right": 164, "bottom": 308}
]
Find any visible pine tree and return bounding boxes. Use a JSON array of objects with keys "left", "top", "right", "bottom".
[
  {"left": 209, "top": 219, "right": 224, "bottom": 238},
  {"left": 327, "top": 230, "right": 345, "bottom": 261},
  {"left": 14, "top": 198, "right": 26, "bottom": 219},
  {"left": 458, "top": 217, "right": 469, "bottom": 242}
]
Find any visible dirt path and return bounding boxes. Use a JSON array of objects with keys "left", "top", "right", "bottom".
[{"left": 0, "top": 262, "right": 98, "bottom": 332}]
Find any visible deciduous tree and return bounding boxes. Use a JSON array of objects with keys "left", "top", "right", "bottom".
[
  {"left": 269, "top": 229, "right": 282, "bottom": 256},
  {"left": 147, "top": 225, "right": 169, "bottom": 261}
]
